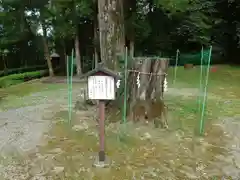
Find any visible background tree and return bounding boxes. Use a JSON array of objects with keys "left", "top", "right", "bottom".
[{"left": 0, "top": 0, "right": 239, "bottom": 76}]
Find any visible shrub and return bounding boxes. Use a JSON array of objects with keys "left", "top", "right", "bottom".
[
  {"left": 0, "top": 70, "right": 48, "bottom": 88},
  {"left": 0, "top": 65, "right": 47, "bottom": 77}
]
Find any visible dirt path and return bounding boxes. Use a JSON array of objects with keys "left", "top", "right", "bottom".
[
  {"left": 0, "top": 86, "right": 83, "bottom": 179},
  {"left": 0, "top": 87, "right": 83, "bottom": 152},
  {"left": 0, "top": 104, "right": 52, "bottom": 152}
]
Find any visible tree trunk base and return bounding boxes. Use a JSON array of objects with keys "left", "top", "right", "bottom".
[{"left": 116, "top": 57, "right": 170, "bottom": 127}]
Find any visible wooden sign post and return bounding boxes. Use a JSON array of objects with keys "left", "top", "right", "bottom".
[{"left": 84, "top": 64, "right": 120, "bottom": 168}]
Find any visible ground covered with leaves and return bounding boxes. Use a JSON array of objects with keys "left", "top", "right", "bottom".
[{"left": 0, "top": 65, "right": 239, "bottom": 179}]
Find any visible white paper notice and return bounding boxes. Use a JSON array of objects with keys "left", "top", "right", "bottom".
[{"left": 88, "top": 76, "right": 115, "bottom": 100}]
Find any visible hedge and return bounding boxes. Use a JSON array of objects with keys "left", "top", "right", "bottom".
[
  {"left": 0, "top": 65, "right": 48, "bottom": 77},
  {"left": 0, "top": 70, "right": 48, "bottom": 88}
]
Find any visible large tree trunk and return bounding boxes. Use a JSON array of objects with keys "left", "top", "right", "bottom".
[
  {"left": 125, "top": 0, "right": 136, "bottom": 59},
  {"left": 58, "top": 40, "right": 67, "bottom": 74},
  {"left": 94, "top": 13, "right": 99, "bottom": 68},
  {"left": 129, "top": 40, "right": 134, "bottom": 58},
  {"left": 2, "top": 55, "right": 7, "bottom": 75},
  {"left": 42, "top": 23, "right": 54, "bottom": 77},
  {"left": 75, "top": 34, "right": 82, "bottom": 75},
  {"left": 97, "top": 0, "right": 125, "bottom": 70}
]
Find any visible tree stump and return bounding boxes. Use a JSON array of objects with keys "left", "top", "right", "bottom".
[
  {"left": 124, "top": 57, "right": 169, "bottom": 127},
  {"left": 184, "top": 64, "right": 194, "bottom": 69}
]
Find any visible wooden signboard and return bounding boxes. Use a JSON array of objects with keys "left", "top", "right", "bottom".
[
  {"left": 81, "top": 63, "right": 120, "bottom": 168},
  {"left": 88, "top": 75, "right": 115, "bottom": 100}
]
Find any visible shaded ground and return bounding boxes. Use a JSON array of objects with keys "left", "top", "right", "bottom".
[{"left": 0, "top": 66, "right": 239, "bottom": 179}]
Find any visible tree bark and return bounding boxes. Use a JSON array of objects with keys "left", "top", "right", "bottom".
[
  {"left": 2, "top": 55, "right": 7, "bottom": 75},
  {"left": 75, "top": 34, "right": 82, "bottom": 75},
  {"left": 58, "top": 40, "right": 67, "bottom": 74},
  {"left": 129, "top": 40, "right": 134, "bottom": 58},
  {"left": 94, "top": 15, "right": 99, "bottom": 68},
  {"left": 125, "top": 0, "right": 136, "bottom": 59},
  {"left": 127, "top": 58, "right": 169, "bottom": 117},
  {"left": 42, "top": 23, "right": 54, "bottom": 77},
  {"left": 97, "top": 0, "right": 125, "bottom": 70},
  {"left": 97, "top": 0, "right": 108, "bottom": 66}
]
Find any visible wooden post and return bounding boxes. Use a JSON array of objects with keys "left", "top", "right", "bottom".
[
  {"left": 98, "top": 100, "right": 105, "bottom": 162},
  {"left": 83, "top": 65, "right": 120, "bottom": 168}
]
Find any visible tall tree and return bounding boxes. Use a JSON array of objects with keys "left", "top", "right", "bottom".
[
  {"left": 97, "top": 0, "right": 125, "bottom": 70},
  {"left": 24, "top": 0, "right": 55, "bottom": 76}
]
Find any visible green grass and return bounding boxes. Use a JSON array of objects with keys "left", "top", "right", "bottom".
[
  {"left": 167, "top": 65, "right": 240, "bottom": 133},
  {"left": 168, "top": 65, "right": 240, "bottom": 98},
  {"left": 0, "top": 80, "right": 65, "bottom": 97}
]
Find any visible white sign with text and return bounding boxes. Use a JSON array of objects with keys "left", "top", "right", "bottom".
[{"left": 88, "top": 75, "right": 115, "bottom": 100}]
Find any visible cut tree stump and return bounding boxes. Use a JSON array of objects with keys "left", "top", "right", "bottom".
[
  {"left": 124, "top": 57, "right": 169, "bottom": 127},
  {"left": 184, "top": 64, "right": 194, "bottom": 69}
]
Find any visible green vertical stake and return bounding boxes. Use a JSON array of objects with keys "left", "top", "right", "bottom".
[
  {"left": 199, "top": 46, "right": 212, "bottom": 135},
  {"left": 67, "top": 50, "right": 74, "bottom": 125},
  {"left": 198, "top": 46, "right": 204, "bottom": 112},
  {"left": 173, "top": 49, "right": 179, "bottom": 85},
  {"left": 69, "top": 49, "right": 74, "bottom": 124},
  {"left": 122, "top": 47, "right": 128, "bottom": 124},
  {"left": 67, "top": 55, "right": 70, "bottom": 123}
]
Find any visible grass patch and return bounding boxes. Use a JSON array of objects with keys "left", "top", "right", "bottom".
[
  {"left": 30, "top": 109, "right": 229, "bottom": 179},
  {"left": 168, "top": 65, "right": 240, "bottom": 98},
  {"left": 166, "top": 65, "right": 240, "bottom": 135},
  {"left": 0, "top": 81, "right": 65, "bottom": 98}
]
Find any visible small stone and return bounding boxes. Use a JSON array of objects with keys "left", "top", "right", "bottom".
[
  {"left": 143, "top": 132, "right": 151, "bottom": 140},
  {"left": 52, "top": 166, "right": 64, "bottom": 174},
  {"left": 49, "top": 148, "right": 63, "bottom": 154},
  {"left": 72, "top": 124, "right": 88, "bottom": 131},
  {"left": 74, "top": 101, "right": 87, "bottom": 111},
  {"left": 143, "top": 152, "right": 148, "bottom": 157}
]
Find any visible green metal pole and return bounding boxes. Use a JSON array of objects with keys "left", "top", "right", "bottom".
[
  {"left": 199, "top": 46, "right": 212, "bottom": 135},
  {"left": 68, "top": 49, "right": 74, "bottom": 124},
  {"left": 122, "top": 47, "right": 128, "bottom": 124},
  {"left": 67, "top": 55, "right": 70, "bottom": 123},
  {"left": 198, "top": 46, "right": 204, "bottom": 112},
  {"left": 173, "top": 49, "right": 179, "bottom": 85}
]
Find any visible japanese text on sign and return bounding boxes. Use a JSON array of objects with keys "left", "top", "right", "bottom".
[{"left": 88, "top": 76, "right": 115, "bottom": 100}]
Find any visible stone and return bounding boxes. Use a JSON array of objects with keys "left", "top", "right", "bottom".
[
  {"left": 141, "top": 132, "right": 151, "bottom": 140},
  {"left": 52, "top": 166, "right": 64, "bottom": 174},
  {"left": 74, "top": 101, "right": 87, "bottom": 111},
  {"left": 49, "top": 148, "right": 63, "bottom": 154},
  {"left": 92, "top": 155, "right": 110, "bottom": 168},
  {"left": 72, "top": 124, "right": 88, "bottom": 131}
]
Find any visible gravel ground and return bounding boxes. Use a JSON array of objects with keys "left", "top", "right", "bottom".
[
  {"left": 0, "top": 87, "right": 83, "bottom": 152},
  {"left": 217, "top": 116, "right": 240, "bottom": 178},
  {"left": 0, "top": 86, "right": 84, "bottom": 179},
  {"left": 0, "top": 104, "right": 52, "bottom": 152}
]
